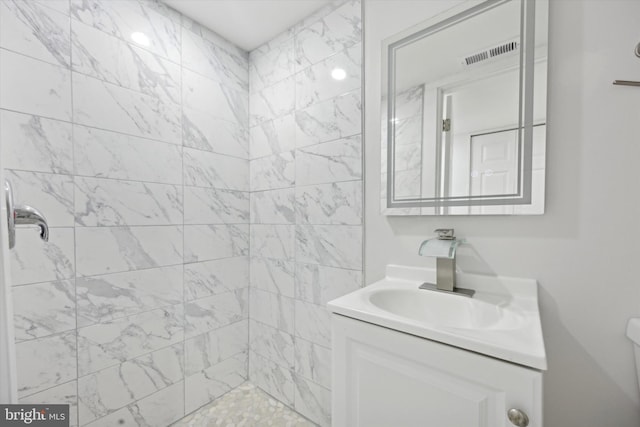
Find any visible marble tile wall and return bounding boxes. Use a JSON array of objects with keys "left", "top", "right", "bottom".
[
  {"left": 247, "top": 1, "right": 363, "bottom": 426},
  {"left": 0, "top": 1, "right": 249, "bottom": 425}
]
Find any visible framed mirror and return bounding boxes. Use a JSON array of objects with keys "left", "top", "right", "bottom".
[{"left": 381, "top": 0, "right": 548, "bottom": 215}]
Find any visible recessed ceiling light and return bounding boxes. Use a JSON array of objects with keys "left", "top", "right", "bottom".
[
  {"left": 131, "top": 32, "right": 150, "bottom": 46},
  {"left": 331, "top": 68, "right": 347, "bottom": 81}
]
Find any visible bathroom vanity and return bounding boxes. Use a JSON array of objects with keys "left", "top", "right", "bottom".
[{"left": 328, "top": 265, "right": 546, "bottom": 427}]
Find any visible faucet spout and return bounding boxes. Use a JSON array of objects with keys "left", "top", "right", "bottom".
[{"left": 14, "top": 205, "right": 49, "bottom": 242}]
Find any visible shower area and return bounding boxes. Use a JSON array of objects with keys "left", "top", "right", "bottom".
[{"left": 0, "top": 0, "right": 363, "bottom": 425}]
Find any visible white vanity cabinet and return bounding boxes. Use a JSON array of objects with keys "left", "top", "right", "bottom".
[{"left": 332, "top": 314, "right": 543, "bottom": 427}]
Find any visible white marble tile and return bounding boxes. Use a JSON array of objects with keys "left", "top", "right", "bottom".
[
  {"left": 249, "top": 289, "right": 294, "bottom": 334},
  {"left": 295, "top": 0, "right": 361, "bottom": 70},
  {"left": 11, "top": 228, "right": 75, "bottom": 286},
  {"left": 71, "top": 20, "right": 181, "bottom": 104},
  {"left": 296, "top": 263, "right": 362, "bottom": 306},
  {"left": 5, "top": 169, "right": 74, "bottom": 227},
  {"left": 250, "top": 320, "right": 294, "bottom": 370},
  {"left": 20, "top": 380, "right": 78, "bottom": 427},
  {"left": 394, "top": 116, "right": 423, "bottom": 146},
  {"left": 295, "top": 338, "right": 331, "bottom": 389},
  {"left": 295, "top": 90, "right": 361, "bottom": 147},
  {"left": 250, "top": 188, "right": 295, "bottom": 224},
  {"left": 295, "top": 44, "right": 361, "bottom": 109},
  {"left": 0, "top": 49, "right": 71, "bottom": 121},
  {"left": 249, "top": 351, "right": 294, "bottom": 407},
  {"left": 394, "top": 84, "right": 424, "bottom": 120},
  {"left": 75, "top": 226, "right": 183, "bottom": 276},
  {"left": 294, "top": 301, "right": 332, "bottom": 350},
  {"left": 16, "top": 331, "right": 77, "bottom": 397},
  {"left": 250, "top": 151, "right": 295, "bottom": 191},
  {"left": 183, "top": 108, "right": 248, "bottom": 159},
  {"left": 1, "top": 110, "right": 73, "bottom": 174},
  {"left": 249, "top": 36, "right": 295, "bottom": 91},
  {"left": 76, "top": 265, "right": 183, "bottom": 327},
  {"left": 0, "top": 0, "right": 71, "bottom": 67},
  {"left": 249, "top": 114, "right": 296, "bottom": 159},
  {"left": 249, "top": 76, "right": 295, "bottom": 126},
  {"left": 77, "top": 304, "right": 184, "bottom": 376},
  {"left": 295, "top": 181, "right": 362, "bottom": 225},
  {"left": 73, "top": 72, "right": 181, "bottom": 145},
  {"left": 394, "top": 143, "right": 422, "bottom": 173},
  {"left": 293, "top": 374, "right": 331, "bottom": 427},
  {"left": 296, "top": 224, "right": 362, "bottom": 270},
  {"left": 184, "top": 257, "right": 248, "bottom": 301},
  {"left": 293, "top": 0, "right": 343, "bottom": 33},
  {"left": 184, "top": 186, "right": 249, "bottom": 225},
  {"left": 296, "top": 135, "right": 362, "bottom": 186},
  {"left": 78, "top": 343, "right": 183, "bottom": 424},
  {"left": 185, "top": 320, "right": 248, "bottom": 375},
  {"left": 13, "top": 279, "right": 76, "bottom": 341},
  {"left": 33, "top": 0, "right": 70, "bottom": 15},
  {"left": 185, "top": 289, "right": 248, "bottom": 338},
  {"left": 185, "top": 352, "right": 247, "bottom": 414},
  {"left": 250, "top": 258, "right": 294, "bottom": 298},
  {"left": 73, "top": 125, "right": 183, "bottom": 184},
  {"left": 250, "top": 224, "right": 295, "bottom": 261},
  {"left": 184, "top": 224, "right": 249, "bottom": 263},
  {"left": 183, "top": 147, "right": 249, "bottom": 191},
  {"left": 70, "top": 0, "right": 181, "bottom": 63},
  {"left": 75, "top": 177, "right": 183, "bottom": 226}
]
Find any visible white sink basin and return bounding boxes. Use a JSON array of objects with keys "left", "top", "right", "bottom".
[{"left": 328, "top": 265, "right": 547, "bottom": 370}]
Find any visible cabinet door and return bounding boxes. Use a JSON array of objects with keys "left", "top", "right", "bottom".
[{"left": 332, "top": 315, "right": 542, "bottom": 427}]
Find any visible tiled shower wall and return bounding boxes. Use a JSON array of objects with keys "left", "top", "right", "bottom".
[
  {"left": 0, "top": 0, "right": 250, "bottom": 425},
  {"left": 247, "top": 1, "right": 363, "bottom": 425}
]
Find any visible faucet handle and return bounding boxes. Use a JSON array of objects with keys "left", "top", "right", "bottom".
[{"left": 434, "top": 228, "right": 455, "bottom": 240}]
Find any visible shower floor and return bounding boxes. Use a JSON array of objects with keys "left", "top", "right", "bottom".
[{"left": 172, "top": 382, "right": 316, "bottom": 427}]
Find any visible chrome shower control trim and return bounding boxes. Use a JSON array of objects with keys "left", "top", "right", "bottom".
[
  {"left": 5, "top": 181, "right": 15, "bottom": 249},
  {"left": 4, "top": 180, "right": 49, "bottom": 249}
]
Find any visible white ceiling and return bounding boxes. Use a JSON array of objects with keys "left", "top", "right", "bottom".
[{"left": 163, "top": 0, "right": 332, "bottom": 51}]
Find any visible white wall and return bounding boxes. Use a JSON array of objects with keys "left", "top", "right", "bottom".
[{"left": 364, "top": 0, "right": 640, "bottom": 425}]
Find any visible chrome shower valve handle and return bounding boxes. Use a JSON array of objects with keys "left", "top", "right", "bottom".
[{"left": 4, "top": 180, "right": 49, "bottom": 249}]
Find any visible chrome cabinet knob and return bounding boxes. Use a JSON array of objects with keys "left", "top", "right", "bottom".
[{"left": 507, "top": 408, "right": 529, "bottom": 427}]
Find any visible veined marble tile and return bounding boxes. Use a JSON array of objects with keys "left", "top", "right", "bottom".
[
  {"left": 184, "top": 224, "right": 249, "bottom": 263},
  {"left": 0, "top": 0, "right": 71, "bottom": 67},
  {"left": 11, "top": 228, "right": 75, "bottom": 286},
  {"left": 394, "top": 85, "right": 424, "bottom": 120},
  {"left": 185, "top": 320, "right": 248, "bottom": 375},
  {"left": 295, "top": 44, "right": 361, "bottom": 109},
  {"left": 0, "top": 49, "right": 71, "bottom": 121},
  {"left": 393, "top": 143, "right": 422, "bottom": 172},
  {"left": 293, "top": 374, "right": 331, "bottom": 427},
  {"left": 84, "top": 380, "right": 184, "bottom": 427},
  {"left": 250, "top": 320, "right": 294, "bottom": 370},
  {"left": 249, "top": 351, "right": 294, "bottom": 407},
  {"left": 70, "top": 0, "right": 181, "bottom": 63},
  {"left": 185, "top": 352, "right": 247, "bottom": 414},
  {"left": 249, "top": 76, "right": 295, "bottom": 126},
  {"left": 73, "top": 72, "right": 181, "bottom": 145},
  {"left": 76, "top": 265, "right": 183, "bottom": 327},
  {"left": 295, "top": 338, "right": 331, "bottom": 390},
  {"left": 75, "top": 177, "right": 183, "bottom": 227},
  {"left": 13, "top": 279, "right": 75, "bottom": 341},
  {"left": 296, "top": 134, "right": 362, "bottom": 186},
  {"left": 295, "top": 0, "right": 361, "bottom": 71},
  {"left": 250, "top": 188, "right": 295, "bottom": 224},
  {"left": 394, "top": 169, "right": 422, "bottom": 199},
  {"left": 184, "top": 186, "right": 249, "bottom": 225},
  {"left": 5, "top": 169, "right": 74, "bottom": 227},
  {"left": 182, "top": 28, "right": 248, "bottom": 93},
  {"left": 182, "top": 69, "right": 248, "bottom": 128},
  {"left": 185, "top": 289, "right": 248, "bottom": 338},
  {"left": 73, "top": 125, "right": 183, "bottom": 184},
  {"left": 296, "top": 263, "right": 362, "bottom": 306},
  {"left": 77, "top": 304, "right": 184, "bottom": 376},
  {"left": 394, "top": 115, "right": 423, "bottom": 146},
  {"left": 250, "top": 257, "right": 294, "bottom": 298},
  {"left": 295, "top": 90, "right": 361, "bottom": 148},
  {"left": 20, "top": 380, "right": 78, "bottom": 427},
  {"left": 16, "top": 331, "right": 77, "bottom": 397},
  {"left": 249, "top": 114, "right": 296, "bottom": 159},
  {"left": 183, "top": 108, "right": 248, "bottom": 159},
  {"left": 250, "top": 151, "right": 295, "bottom": 191},
  {"left": 251, "top": 27, "right": 296, "bottom": 58},
  {"left": 250, "top": 225, "right": 295, "bottom": 261},
  {"left": 249, "top": 288, "right": 294, "bottom": 334},
  {"left": 33, "top": 0, "right": 70, "bottom": 15},
  {"left": 1, "top": 110, "right": 73, "bottom": 174},
  {"left": 293, "top": 0, "right": 343, "bottom": 33},
  {"left": 249, "top": 36, "right": 295, "bottom": 92},
  {"left": 294, "top": 300, "right": 331, "bottom": 348},
  {"left": 296, "top": 224, "right": 362, "bottom": 270},
  {"left": 71, "top": 20, "right": 181, "bottom": 104},
  {"left": 78, "top": 343, "right": 183, "bottom": 424},
  {"left": 183, "top": 147, "right": 249, "bottom": 191},
  {"left": 185, "top": 257, "right": 248, "bottom": 301},
  {"left": 295, "top": 181, "right": 362, "bottom": 225},
  {"left": 75, "top": 226, "right": 183, "bottom": 276}
]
